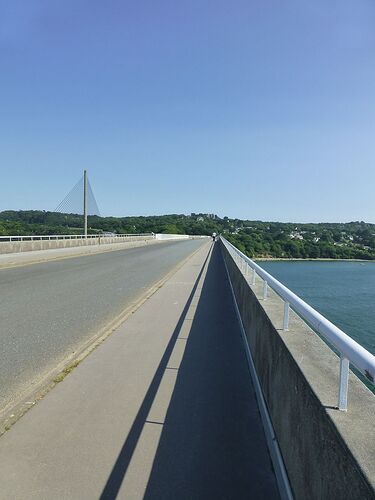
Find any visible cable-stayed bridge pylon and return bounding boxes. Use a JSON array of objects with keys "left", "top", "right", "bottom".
[{"left": 55, "top": 170, "right": 100, "bottom": 237}]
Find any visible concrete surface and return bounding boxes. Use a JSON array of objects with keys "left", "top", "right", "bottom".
[
  {"left": 221, "top": 241, "right": 375, "bottom": 500},
  {"left": 0, "top": 239, "right": 205, "bottom": 414},
  {"left": 154, "top": 233, "right": 190, "bottom": 240},
  {"left": 0, "top": 242, "right": 279, "bottom": 499},
  {"left": 0, "top": 235, "right": 154, "bottom": 255},
  {"left": 0, "top": 237, "right": 162, "bottom": 269}
]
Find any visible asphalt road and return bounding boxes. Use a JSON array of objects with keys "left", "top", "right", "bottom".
[{"left": 0, "top": 239, "right": 206, "bottom": 411}]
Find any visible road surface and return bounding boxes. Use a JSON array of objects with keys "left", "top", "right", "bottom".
[{"left": 0, "top": 239, "right": 206, "bottom": 411}]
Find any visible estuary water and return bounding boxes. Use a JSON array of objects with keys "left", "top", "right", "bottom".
[{"left": 257, "top": 260, "right": 375, "bottom": 357}]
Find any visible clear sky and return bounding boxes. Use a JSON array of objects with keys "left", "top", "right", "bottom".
[{"left": 1, "top": 0, "right": 374, "bottom": 222}]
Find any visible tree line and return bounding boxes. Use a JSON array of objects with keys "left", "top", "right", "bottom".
[{"left": 1, "top": 210, "right": 375, "bottom": 260}]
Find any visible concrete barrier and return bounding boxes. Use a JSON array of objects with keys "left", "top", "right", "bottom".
[
  {"left": 154, "top": 234, "right": 190, "bottom": 240},
  {"left": 0, "top": 234, "right": 210, "bottom": 254},
  {"left": 0, "top": 235, "right": 154, "bottom": 254},
  {"left": 220, "top": 241, "right": 375, "bottom": 500}
]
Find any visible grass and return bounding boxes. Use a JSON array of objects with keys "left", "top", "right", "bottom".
[{"left": 53, "top": 360, "right": 81, "bottom": 384}]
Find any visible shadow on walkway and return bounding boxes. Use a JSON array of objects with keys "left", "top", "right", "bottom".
[{"left": 101, "top": 243, "right": 279, "bottom": 499}]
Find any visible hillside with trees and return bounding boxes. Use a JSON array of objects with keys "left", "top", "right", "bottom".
[{"left": 1, "top": 210, "right": 375, "bottom": 260}]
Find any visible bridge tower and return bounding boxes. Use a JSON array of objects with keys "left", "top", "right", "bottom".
[
  {"left": 55, "top": 170, "right": 100, "bottom": 236},
  {"left": 83, "top": 169, "right": 88, "bottom": 238}
]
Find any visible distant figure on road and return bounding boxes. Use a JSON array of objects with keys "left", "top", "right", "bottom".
[{"left": 212, "top": 232, "right": 217, "bottom": 242}]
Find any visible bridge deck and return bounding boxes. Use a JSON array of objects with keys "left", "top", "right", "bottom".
[{"left": 0, "top": 242, "right": 280, "bottom": 499}]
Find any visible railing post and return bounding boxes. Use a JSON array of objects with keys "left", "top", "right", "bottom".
[
  {"left": 263, "top": 280, "right": 268, "bottom": 300},
  {"left": 338, "top": 356, "right": 349, "bottom": 411},
  {"left": 220, "top": 236, "right": 375, "bottom": 410},
  {"left": 283, "top": 301, "right": 290, "bottom": 331}
]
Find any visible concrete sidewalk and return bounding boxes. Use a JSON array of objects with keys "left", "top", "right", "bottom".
[{"left": 0, "top": 243, "right": 279, "bottom": 499}]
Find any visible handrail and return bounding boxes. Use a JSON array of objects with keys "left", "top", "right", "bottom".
[
  {"left": 220, "top": 236, "right": 375, "bottom": 411},
  {"left": 0, "top": 233, "right": 154, "bottom": 241}
]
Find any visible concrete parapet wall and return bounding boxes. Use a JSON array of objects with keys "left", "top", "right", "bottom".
[
  {"left": 0, "top": 235, "right": 154, "bottom": 254},
  {"left": 220, "top": 241, "right": 375, "bottom": 500},
  {"left": 154, "top": 234, "right": 190, "bottom": 240}
]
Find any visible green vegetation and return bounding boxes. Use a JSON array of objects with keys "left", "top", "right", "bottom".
[
  {"left": 1, "top": 210, "right": 375, "bottom": 260},
  {"left": 0, "top": 210, "right": 223, "bottom": 237},
  {"left": 224, "top": 221, "right": 375, "bottom": 260},
  {"left": 53, "top": 360, "right": 81, "bottom": 384}
]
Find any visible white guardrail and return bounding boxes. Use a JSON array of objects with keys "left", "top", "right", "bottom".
[
  {"left": 0, "top": 233, "right": 153, "bottom": 242},
  {"left": 0, "top": 233, "right": 209, "bottom": 243},
  {"left": 221, "top": 236, "right": 375, "bottom": 411}
]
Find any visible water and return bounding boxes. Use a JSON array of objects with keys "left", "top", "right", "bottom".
[{"left": 257, "top": 260, "right": 375, "bottom": 358}]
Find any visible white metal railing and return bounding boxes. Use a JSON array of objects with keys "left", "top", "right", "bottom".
[
  {"left": 0, "top": 233, "right": 154, "bottom": 242},
  {"left": 221, "top": 236, "right": 375, "bottom": 411}
]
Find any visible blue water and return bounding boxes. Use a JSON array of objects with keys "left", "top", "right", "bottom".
[{"left": 257, "top": 261, "right": 375, "bottom": 357}]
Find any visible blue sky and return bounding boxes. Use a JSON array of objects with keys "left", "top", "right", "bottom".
[{"left": 1, "top": 0, "right": 374, "bottom": 222}]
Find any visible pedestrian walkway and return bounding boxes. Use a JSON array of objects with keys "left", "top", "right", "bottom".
[{"left": 0, "top": 243, "right": 279, "bottom": 499}]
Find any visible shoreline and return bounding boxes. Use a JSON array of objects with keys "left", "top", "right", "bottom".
[{"left": 254, "top": 257, "right": 374, "bottom": 262}]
